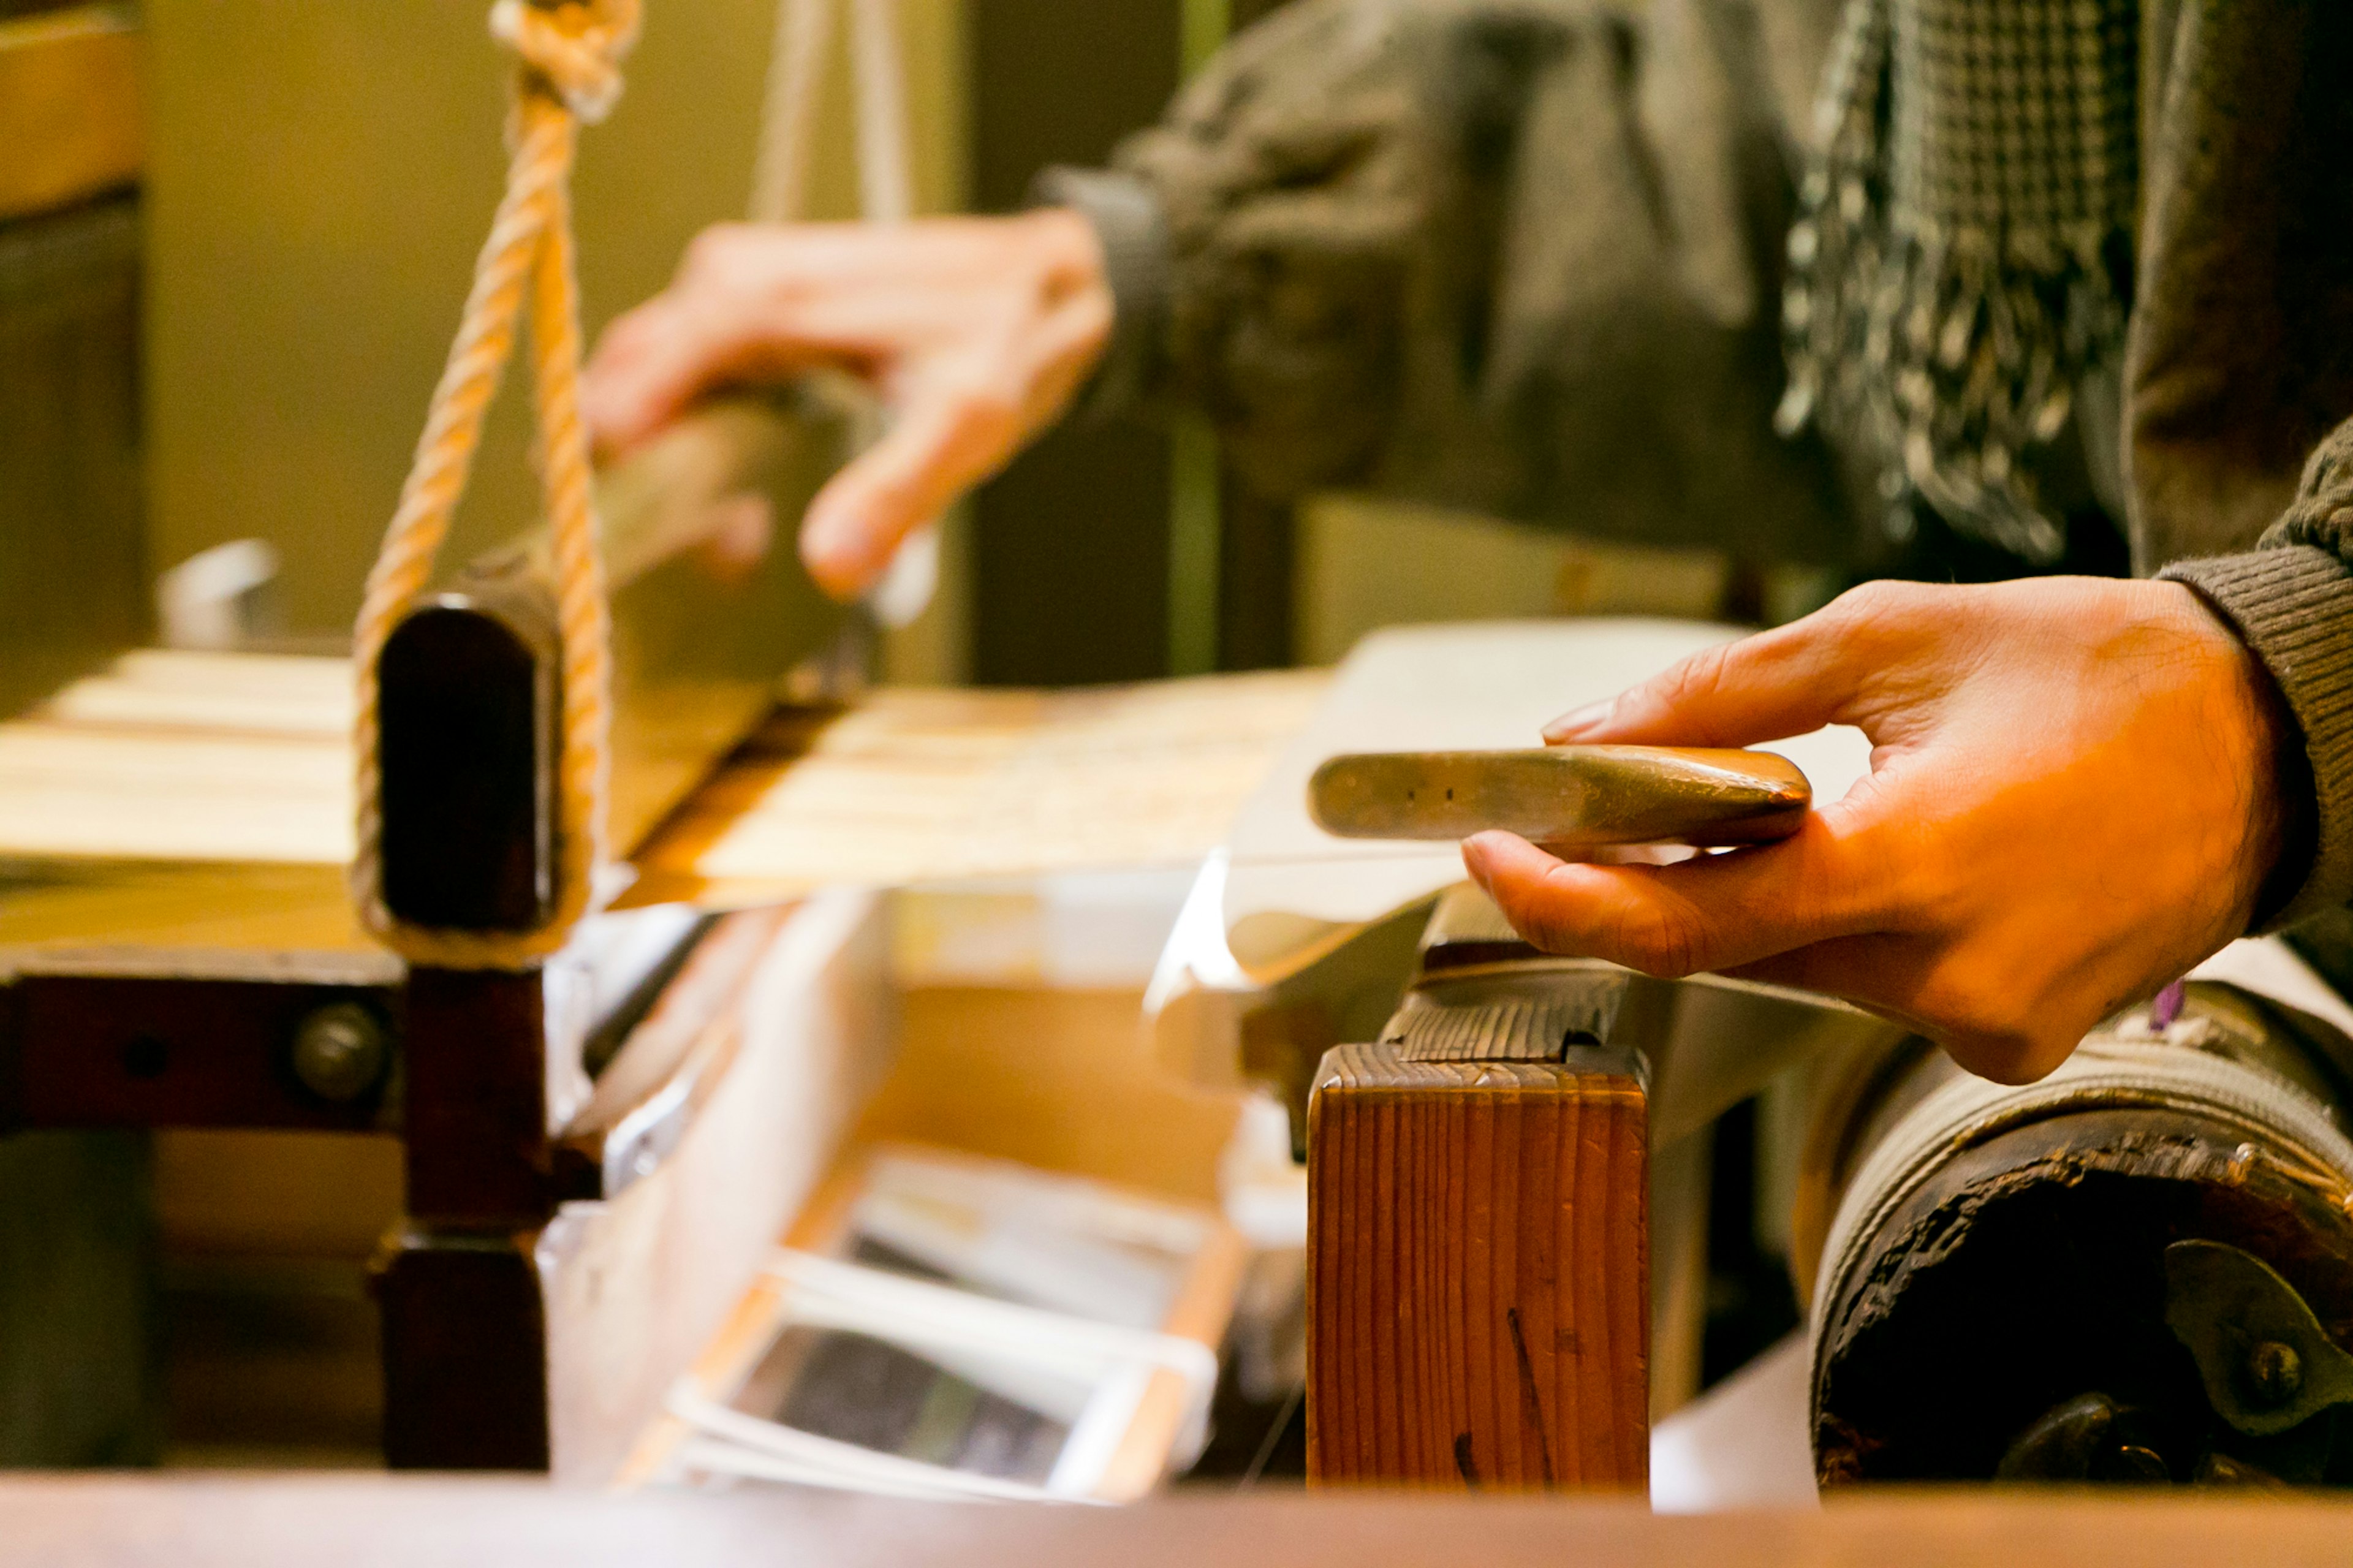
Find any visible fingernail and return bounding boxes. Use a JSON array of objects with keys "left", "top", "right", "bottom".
[
  {"left": 1460, "top": 836, "right": 1492, "bottom": 882},
  {"left": 1460, "top": 830, "right": 1514, "bottom": 882},
  {"left": 1542, "top": 700, "right": 1613, "bottom": 743},
  {"left": 798, "top": 511, "right": 874, "bottom": 599}
]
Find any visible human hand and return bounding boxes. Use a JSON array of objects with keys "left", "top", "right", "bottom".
[
  {"left": 1462, "top": 578, "right": 2296, "bottom": 1083},
  {"left": 582, "top": 209, "right": 1113, "bottom": 599}
]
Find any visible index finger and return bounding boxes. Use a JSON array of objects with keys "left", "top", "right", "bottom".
[{"left": 1542, "top": 581, "right": 1931, "bottom": 746}]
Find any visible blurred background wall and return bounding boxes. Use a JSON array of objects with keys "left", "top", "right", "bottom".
[
  {"left": 20, "top": 0, "right": 1754, "bottom": 706},
  {"left": 141, "top": 0, "right": 972, "bottom": 678},
  {"left": 135, "top": 0, "right": 1309, "bottom": 690},
  {"left": 0, "top": 4, "right": 144, "bottom": 719}
]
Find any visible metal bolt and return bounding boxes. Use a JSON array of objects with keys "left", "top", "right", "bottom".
[
  {"left": 2244, "top": 1339, "right": 2304, "bottom": 1409},
  {"left": 290, "top": 1003, "right": 387, "bottom": 1104}
]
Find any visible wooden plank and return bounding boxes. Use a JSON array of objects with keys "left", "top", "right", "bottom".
[
  {"left": 0, "top": 651, "right": 1321, "bottom": 901},
  {"left": 0, "top": 196, "right": 143, "bottom": 721},
  {"left": 10, "top": 1476, "right": 2353, "bottom": 1567},
  {"left": 1307, "top": 1042, "right": 1648, "bottom": 1491},
  {"left": 6, "top": 958, "right": 398, "bottom": 1133},
  {"left": 539, "top": 890, "right": 894, "bottom": 1483},
  {"left": 400, "top": 968, "right": 548, "bottom": 1225},
  {"left": 629, "top": 670, "right": 1326, "bottom": 907},
  {"left": 0, "top": 862, "right": 366, "bottom": 956},
  {"left": 0, "top": 7, "right": 142, "bottom": 225}
]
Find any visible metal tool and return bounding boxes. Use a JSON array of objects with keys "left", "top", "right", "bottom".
[{"left": 1308, "top": 745, "right": 1811, "bottom": 850}]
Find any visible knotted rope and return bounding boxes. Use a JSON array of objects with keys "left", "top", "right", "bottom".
[{"left": 350, "top": 0, "right": 641, "bottom": 969}]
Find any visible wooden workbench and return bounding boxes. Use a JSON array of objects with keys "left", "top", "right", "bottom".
[{"left": 4, "top": 1479, "right": 2350, "bottom": 1567}]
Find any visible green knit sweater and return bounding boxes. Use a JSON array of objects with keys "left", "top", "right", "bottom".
[{"left": 1047, "top": 0, "right": 2353, "bottom": 926}]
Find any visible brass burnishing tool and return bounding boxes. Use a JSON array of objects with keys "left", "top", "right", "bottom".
[{"left": 1308, "top": 746, "right": 1811, "bottom": 850}]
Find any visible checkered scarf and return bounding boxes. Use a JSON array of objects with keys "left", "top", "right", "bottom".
[{"left": 1776, "top": 0, "right": 2139, "bottom": 561}]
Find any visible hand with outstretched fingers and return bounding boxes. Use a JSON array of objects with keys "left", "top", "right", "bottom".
[
  {"left": 1463, "top": 577, "right": 2297, "bottom": 1084},
  {"left": 583, "top": 210, "right": 1112, "bottom": 600}
]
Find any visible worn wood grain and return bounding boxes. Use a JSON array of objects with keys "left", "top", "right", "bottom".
[{"left": 1306, "top": 1042, "right": 1648, "bottom": 1491}]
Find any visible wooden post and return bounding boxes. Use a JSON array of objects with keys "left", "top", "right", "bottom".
[
  {"left": 1307, "top": 1043, "right": 1648, "bottom": 1490},
  {"left": 374, "top": 1227, "right": 550, "bottom": 1471}
]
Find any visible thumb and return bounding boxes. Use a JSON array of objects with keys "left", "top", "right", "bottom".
[
  {"left": 1461, "top": 818, "right": 1874, "bottom": 978},
  {"left": 1542, "top": 586, "right": 1906, "bottom": 746}
]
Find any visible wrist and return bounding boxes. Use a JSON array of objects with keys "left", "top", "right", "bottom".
[
  {"left": 2160, "top": 578, "right": 2311, "bottom": 930},
  {"left": 1025, "top": 167, "right": 1167, "bottom": 422},
  {"left": 2161, "top": 548, "right": 2353, "bottom": 929},
  {"left": 1016, "top": 203, "right": 1110, "bottom": 280}
]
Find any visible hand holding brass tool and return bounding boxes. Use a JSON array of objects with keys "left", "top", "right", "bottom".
[
  {"left": 1309, "top": 746, "right": 1809, "bottom": 853},
  {"left": 1460, "top": 578, "right": 2292, "bottom": 1086}
]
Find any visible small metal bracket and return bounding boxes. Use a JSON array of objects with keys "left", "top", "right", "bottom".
[{"left": 2164, "top": 1239, "right": 2353, "bottom": 1437}]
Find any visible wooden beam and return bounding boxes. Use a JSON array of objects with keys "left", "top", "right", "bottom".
[
  {"left": 0, "top": 6, "right": 142, "bottom": 225},
  {"left": 1, "top": 945, "right": 400, "bottom": 1134},
  {"left": 12, "top": 1478, "right": 2353, "bottom": 1566}
]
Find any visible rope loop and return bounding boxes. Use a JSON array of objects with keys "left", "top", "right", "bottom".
[
  {"left": 351, "top": 0, "right": 638, "bottom": 969},
  {"left": 489, "top": 0, "right": 642, "bottom": 123}
]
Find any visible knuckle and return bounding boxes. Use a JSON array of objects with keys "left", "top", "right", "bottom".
[
  {"left": 681, "top": 224, "right": 746, "bottom": 273},
  {"left": 939, "top": 377, "right": 1025, "bottom": 442},
  {"left": 1821, "top": 578, "right": 1937, "bottom": 653},
  {"left": 1654, "top": 645, "right": 1733, "bottom": 714},
  {"left": 1948, "top": 1023, "right": 2068, "bottom": 1086},
  {"left": 1829, "top": 578, "right": 1906, "bottom": 619},
  {"left": 680, "top": 224, "right": 778, "bottom": 296}
]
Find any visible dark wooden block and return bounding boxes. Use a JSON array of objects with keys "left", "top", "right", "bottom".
[
  {"left": 1307, "top": 1041, "right": 1648, "bottom": 1491},
  {"left": 373, "top": 1226, "right": 548, "bottom": 1471},
  {"left": 378, "top": 588, "right": 557, "bottom": 933},
  {"left": 401, "top": 968, "right": 550, "bottom": 1225}
]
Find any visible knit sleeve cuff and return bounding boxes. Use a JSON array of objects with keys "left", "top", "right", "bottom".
[
  {"left": 1026, "top": 165, "right": 1169, "bottom": 424},
  {"left": 2161, "top": 545, "right": 2353, "bottom": 929}
]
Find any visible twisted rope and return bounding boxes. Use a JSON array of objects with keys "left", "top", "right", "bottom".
[{"left": 350, "top": 0, "right": 640, "bottom": 969}]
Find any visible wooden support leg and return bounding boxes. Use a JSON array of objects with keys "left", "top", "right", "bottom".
[
  {"left": 379, "top": 966, "right": 556, "bottom": 1471},
  {"left": 374, "top": 1226, "right": 548, "bottom": 1471},
  {"left": 1306, "top": 1040, "right": 1649, "bottom": 1490}
]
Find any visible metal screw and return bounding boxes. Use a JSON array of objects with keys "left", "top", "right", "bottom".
[
  {"left": 290, "top": 1003, "right": 387, "bottom": 1104},
  {"left": 2244, "top": 1339, "right": 2304, "bottom": 1409}
]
